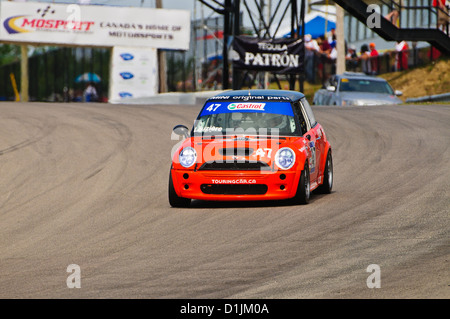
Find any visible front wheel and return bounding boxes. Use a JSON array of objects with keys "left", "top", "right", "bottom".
[
  {"left": 293, "top": 162, "right": 310, "bottom": 205},
  {"left": 168, "top": 170, "right": 191, "bottom": 208}
]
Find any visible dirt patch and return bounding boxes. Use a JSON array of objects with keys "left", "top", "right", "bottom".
[{"left": 380, "top": 57, "right": 450, "bottom": 101}]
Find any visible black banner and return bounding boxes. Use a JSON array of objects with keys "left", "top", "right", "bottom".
[{"left": 232, "top": 36, "right": 304, "bottom": 74}]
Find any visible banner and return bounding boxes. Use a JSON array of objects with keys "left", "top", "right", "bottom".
[
  {"left": 0, "top": 1, "right": 190, "bottom": 50},
  {"left": 109, "top": 46, "right": 158, "bottom": 103},
  {"left": 232, "top": 36, "right": 304, "bottom": 74}
]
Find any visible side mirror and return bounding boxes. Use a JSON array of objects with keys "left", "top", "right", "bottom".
[
  {"left": 173, "top": 125, "right": 190, "bottom": 138},
  {"left": 394, "top": 90, "right": 403, "bottom": 96},
  {"left": 326, "top": 86, "right": 336, "bottom": 92}
]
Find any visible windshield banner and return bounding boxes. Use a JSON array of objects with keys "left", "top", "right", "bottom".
[
  {"left": 232, "top": 36, "right": 304, "bottom": 74},
  {"left": 200, "top": 101, "right": 294, "bottom": 117}
]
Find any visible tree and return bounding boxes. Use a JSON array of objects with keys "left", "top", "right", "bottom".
[{"left": 0, "top": 44, "right": 21, "bottom": 66}]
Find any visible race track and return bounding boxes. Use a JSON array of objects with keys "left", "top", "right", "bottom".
[{"left": 0, "top": 101, "right": 448, "bottom": 298}]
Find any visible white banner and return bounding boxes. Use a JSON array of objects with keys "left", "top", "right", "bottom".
[
  {"left": 109, "top": 46, "right": 158, "bottom": 103},
  {"left": 0, "top": 1, "right": 190, "bottom": 50}
]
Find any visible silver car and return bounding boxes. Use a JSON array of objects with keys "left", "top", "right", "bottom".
[{"left": 313, "top": 72, "right": 403, "bottom": 106}]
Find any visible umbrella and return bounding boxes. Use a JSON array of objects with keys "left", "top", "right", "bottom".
[{"left": 75, "top": 72, "right": 101, "bottom": 83}]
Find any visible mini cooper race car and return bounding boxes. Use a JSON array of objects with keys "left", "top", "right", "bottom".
[{"left": 169, "top": 89, "right": 333, "bottom": 207}]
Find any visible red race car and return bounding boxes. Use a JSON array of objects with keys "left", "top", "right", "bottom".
[{"left": 169, "top": 89, "right": 333, "bottom": 207}]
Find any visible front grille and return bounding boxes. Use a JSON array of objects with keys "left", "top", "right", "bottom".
[
  {"left": 200, "top": 184, "right": 268, "bottom": 195},
  {"left": 199, "top": 161, "right": 271, "bottom": 171},
  {"left": 219, "top": 148, "right": 254, "bottom": 156}
]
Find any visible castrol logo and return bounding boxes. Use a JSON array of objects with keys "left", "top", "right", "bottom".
[{"left": 227, "top": 103, "right": 265, "bottom": 111}]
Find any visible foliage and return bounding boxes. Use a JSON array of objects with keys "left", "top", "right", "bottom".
[{"left": 0, "top": 44, "right": 21, "bottom": 66}]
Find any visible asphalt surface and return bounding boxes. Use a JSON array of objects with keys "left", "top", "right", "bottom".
[{"left": 0, "top": 101, "right": 448, "bottom": 298}]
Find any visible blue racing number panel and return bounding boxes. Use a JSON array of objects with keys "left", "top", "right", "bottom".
[{"left": 200, "top": 101, "right": 294, "bottom": 117}]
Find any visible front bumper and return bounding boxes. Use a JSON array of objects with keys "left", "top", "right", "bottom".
[{"left": 171, "top": 169, "right": 301, "bottom": 201}]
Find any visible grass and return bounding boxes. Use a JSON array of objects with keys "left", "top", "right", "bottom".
[{"left": 379, "top": 57, "right": 450, "bottom": 102}]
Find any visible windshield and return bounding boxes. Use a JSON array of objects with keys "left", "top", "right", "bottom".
[
  {"left": 339, "top": 79, "right": 394, "bottom": 94},
  {"left": 193, "top": 101, "right": 298, "bottom": 136}
]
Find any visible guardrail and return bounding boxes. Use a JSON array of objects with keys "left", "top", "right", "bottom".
[{"left": 406, "top": 92, "right": 450, "bottom": 103}]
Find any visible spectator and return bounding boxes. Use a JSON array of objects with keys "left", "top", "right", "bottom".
[
  {"left": 318, "top": 36, "right": 332, "bottom": 81},
  {"left": 304, "top": 34, "right": 320, "bottom": 82},
  {"left": 369, "top": 43, "right": 379, "bottom": 74},
  {"left": 428, "top": 46, "right": 442, "bottom": 60},
  {"left": 319, "top": 35, "right": 332, "bottom": 55},
  {"left": 328, "top": 41, "right": 338, "bottom": 61},
  {"left": 327, "top": 28, "right": 337, "bottom": 45},
  {"left": 433, "top": 0, "right": 449, "bottom": 32},
  {"left": 328, "top": 41, "right": 338, "bottom": 75},
  {"left": 369, "top": 43, "right": 378, "bottom": 56},
  {"left": 83, "top": 82, "right": 98, "bottom": 102},
  {"left": 385, "top": 10, "right": 400, "bottom": 26},
  {"left": 346, "top": 45, "right": 358, "bottom": 71},
  {"left": 359, "top": 44, "right": 371, "bottom": 74},
  {"left": 305, "top": 34, "right": 320, "bottom": 53},
  {"left": 386, "top": 0, "right": 404, "bottom": 26},
  {"left": 394, "top": 40, "right": 409, "bottom": 71}
]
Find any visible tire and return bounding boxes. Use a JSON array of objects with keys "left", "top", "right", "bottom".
[
  {"left": 293, "top": 162, "right": 310, "bottom": 205},
  {"left": 168, "top": 170, "right": 191, "bottom": 208},
  {"left": 318, "top": 151, "right": 333, "bottom": 194}
]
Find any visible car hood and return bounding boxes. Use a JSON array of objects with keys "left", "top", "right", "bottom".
[
  {"left": 339, "top": 92, "right": 403, "bottom": 105},
  {"left": 176, "top": 135, "right": 307, "bottom": 168}
]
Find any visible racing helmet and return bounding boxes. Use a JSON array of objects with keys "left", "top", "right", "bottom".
[{"left": 268, "top": 114, "right": 288, "bottom": 130}]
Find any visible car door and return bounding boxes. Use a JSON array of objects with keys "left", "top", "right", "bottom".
[
  {"left": 299, "top": 98, "right": 323, "bottom": 187},
  {"left": 293, "top": 100, "right": 315, "bottom": 183}
]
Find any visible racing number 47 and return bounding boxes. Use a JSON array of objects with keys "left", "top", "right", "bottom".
[
  {"left": 206, "top": 104, "right": 221, "bottom": 112},
  {"left": 255, "top": 148, "right": 272, "bottom": 158}
]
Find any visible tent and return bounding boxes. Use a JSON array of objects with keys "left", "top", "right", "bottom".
[
  {"left": 75, "top": 72, "right": 101, "bottom": 83},
  {"left": 280, "top": 12, "right": 336, "bottom": 39}
]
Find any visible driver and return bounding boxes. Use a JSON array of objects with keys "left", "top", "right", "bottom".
[
  {"left": 266, "top": 114, "right": 288, "bottom": 131},
  {"left": 232, "top": 112, "right": 262, "bottom": 131}
]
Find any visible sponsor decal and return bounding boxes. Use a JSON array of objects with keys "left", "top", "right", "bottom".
[
  {"left": 200, "top": 101, "right": 294, "bottom": 117},
  {"left": 244, "top": 52, "right": 299, "bottom": 68},
  {"left": 211, "top": 179, "right": 257, "bottom": 184},
  {"left": 119, "top": 72, "right": 134, "bottom": 80},
  {"left": 3, "top": 5, "right": 94, "bottom": 34},
  {"left": 119, "top": 92, "right": 133, "bottom": 98},
  {"left": 233, "top": 35, "right": 304, "bottom": 74},
  {"left": 3, "top": 16, "right": 30, "bottom": 34},
  {"left": 227, "top": 103, "right": 266, "bottom": 111},
  {"left": 309, "top": 141, "right": 316, "bottom": 173},
  {"left": 119, "top": 53, "right": 134, "bottom": 61},
  {"left": 193, "top": 126, "right": 222, "bottom": 133}
]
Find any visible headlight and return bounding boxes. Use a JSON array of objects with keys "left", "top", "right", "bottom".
[
  {"left": 275, "top": 147, "right": 296, "bottom": 170},
  {"left": 179, "top": 147, "right": 197, "bottom": 168}
]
